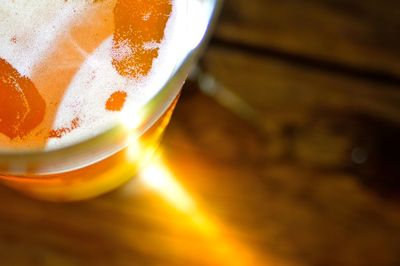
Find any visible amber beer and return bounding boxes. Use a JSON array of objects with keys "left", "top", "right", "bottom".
[
  {"left": 1, "top": 98, "right": 178, "bottom": 200},
  {"left": 0, "top": 0, "right": 204, "bottom": 200}
]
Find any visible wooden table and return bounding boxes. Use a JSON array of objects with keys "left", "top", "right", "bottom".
[{"left": 0, "top": 1, "right": 399, "bottom": 265}]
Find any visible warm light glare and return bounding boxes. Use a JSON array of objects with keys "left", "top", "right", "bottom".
[
  {"left": 126, "top": 132, "right": 143, "bottom": 161},
  {"left": 140, "top": 157, "right": 196, "bottom": 212},
  {"left": 119, "top": 106, "right": 143, "bottom": 131},
  {"left": 138, "top": 153, "right": 258, "bottom": 266}
]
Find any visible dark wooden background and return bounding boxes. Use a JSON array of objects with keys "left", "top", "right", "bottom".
[{"left": 0, "top": 1, "right": 399, "bottom": 265}]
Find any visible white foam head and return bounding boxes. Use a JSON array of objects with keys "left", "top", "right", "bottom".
[{"left": 0, "top": 0, "right": 187, "bottom": 150}]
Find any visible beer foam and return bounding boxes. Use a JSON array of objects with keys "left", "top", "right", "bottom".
[
  {"left": 0, "top": 1, "right": 88, "bottom": 76},
  {"left": 0, "top": 0, "right": 185, "bottom": 150}
]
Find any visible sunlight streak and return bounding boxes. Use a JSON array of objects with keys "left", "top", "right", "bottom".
[
  {"left": 140, "top": 156, "right": 196, "bottom": 212},
  {"left": 138, "top": 153, "right": 258, "bottom": 266}
]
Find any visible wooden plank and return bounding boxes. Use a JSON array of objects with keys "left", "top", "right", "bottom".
[
  {"left": 202, "top": 45, "right": 400, "bottom": 193},
  {"left": 0, "top": 89, "right": 399, "bottom": 266},
  {"left": 216, "top": 0, "right": 400, "bottom": 77},
  {"left": 165, "top": 91, "right": 400, "bottom": 266},
  {"left": 202, "top": 45, "right": 400, "bottom": 123}
]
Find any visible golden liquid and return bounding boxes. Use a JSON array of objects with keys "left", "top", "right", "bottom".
[
  {"left": 0, "top": 0, "right": 177, "bottom": 200},
  {"left": 1, "top": 98, "right": 178, "bottom": 201}
]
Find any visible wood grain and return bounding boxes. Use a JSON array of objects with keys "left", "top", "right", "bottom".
[
  {"left": 216, "top": 0, "right": 400, "bottom": 77},
  {"left": 166, "top": 91, "right": 400, "bottom": 266},
  {"left": 0, "top": 90, "right": 399, "bottom": 266},
  {"left": 202, "top": 46, "right": 400, "bottom": 173}
]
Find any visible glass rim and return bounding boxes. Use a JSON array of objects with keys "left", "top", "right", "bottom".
[{"left": 0, "top": 0, "right": 223, "bottom": 175}]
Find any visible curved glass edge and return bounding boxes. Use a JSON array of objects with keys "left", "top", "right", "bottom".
[{"left": 0, "top": 0, "right": 223, "bottom": 175}]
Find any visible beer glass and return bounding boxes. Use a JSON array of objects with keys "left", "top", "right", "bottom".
[{"left": 0, "top": 0, "right": 222, "bottom": 201}]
